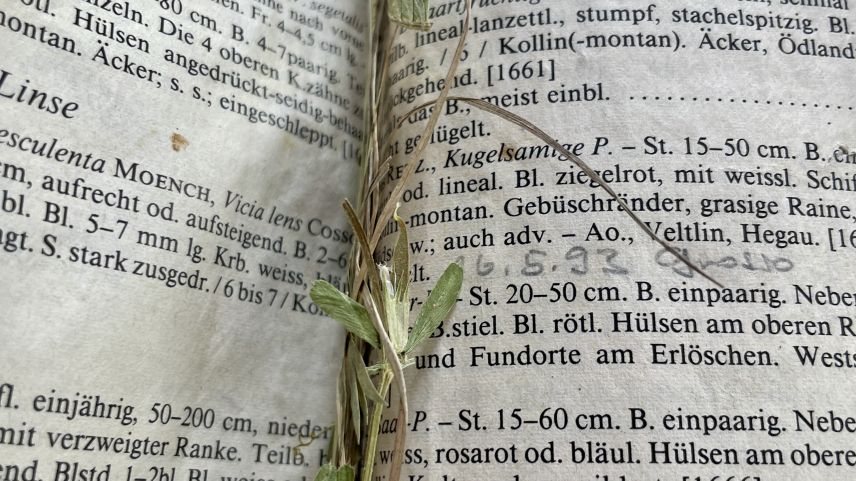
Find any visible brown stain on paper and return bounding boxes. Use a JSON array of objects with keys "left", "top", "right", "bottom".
[{"left": 171, "top": 133, "right": 189, "bottom": 152}]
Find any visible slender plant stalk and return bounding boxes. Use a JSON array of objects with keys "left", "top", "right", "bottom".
[
  {"left": 364, "top": 290, "right": 409, "bottom": 481},
  {"left": 362, "top": 370, "right": 392, "bottom": 481},
  {"left": 367, "top": 1, "right": 471, "bottom": 254},
  {"left": 398, "top": 96, "right": 722, "bottom": 287},
  {"left": 311, "top": 1, "right": 723, "bottom": 480}
]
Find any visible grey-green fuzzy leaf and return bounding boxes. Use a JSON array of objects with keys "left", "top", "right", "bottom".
[
  {"left": 310, "top": 280, "right": 380, "bottom": 349},
  {"left": 392, "top": 208, "right": 409, "bottom": 301},
  {"left": 380, "top": 265, "right": 408, "bottom": 353},
  {"left": 348, "top": 344, "right": 384, "bottom": 403},
  {"left": 313, "top": 465, "right": 335, "bottom": 481},
  {"left": 347, "top": 361, "right": 361, "bottom": 440},
  {"left": 388, "top": 0, "right": 431, "bottom": 31},
  {"left": 336, "top": 465, "right": 355, "bottom": 481},
  {"left": 405, "top": 263, "right": 463, "bottom": 352},
  {"left": 313, "top": 464, "right": 355, "bottom": 481}
]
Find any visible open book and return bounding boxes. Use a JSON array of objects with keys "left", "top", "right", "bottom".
[{"left": 2, "top": 0, "right": 856, "bottom": 479}]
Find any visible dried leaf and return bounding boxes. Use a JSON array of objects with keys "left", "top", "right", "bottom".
[
  {"left": 310, "top": 280, "right": 380, "bottom": 349},
  {"left": 336, "top": 465, "right": 355, "bottom": 481},
  {"left": 368, "top": 0, "right": 471, "bottom": 253},
  {"left": 343, "top": 200, "right": 384, "bottom": 309},
  {"left": 313, "top": 465, "right": 355, "bottom": 481},
  {"left": 405, "top": 263, "right": 463, "bottom": 352},
  {"left": 380, "top": 265, "right": 408, "bottom": 353},
  {"left": 348, "top": 343, "right": 384, "bottom": 403},
  {"left": 366, "top": 358, "right": 415, "bottom": 375},
  {"left": 392, "top": 205, "right": 409, "bottom": 301},
  {"left": 366, "top": 362, "right": 385, "bottom": 376},
  {"left": 401, "top": 95, "right": 725, "bottom": 288},
  {"left": 314, "top": 465, "right": 335, "bottom": 481},
  {"left": 357, "top": 377, "right": 368, "bottom": 432},
  {"left": 388, "top": 0, "right": 431, "bottom": 31},
  {"left": 347, "top": 361, "right": 361, "bottom": 440}
]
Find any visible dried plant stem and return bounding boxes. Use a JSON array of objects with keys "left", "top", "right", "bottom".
[
  {"left": 316, "top": 1, "right": 726, "bottom": 480},
  {"left": 362, "top": 370, "right": 392, "bottom": 481},
  {"left": 365, "top": 0, "right": 472, "bottom": 266},
  {"left": 398, "top": 96, "right": 723, "bottom": 288},
  {"left": 387, "top": 391, "right": 408, "bottom": 481},
  {"left": 315, "top": 3, "right": 470, "bottom": 481},
  {"left": 362, "top": 290, "right": 410, "bottom": 481},
  {"left": 357, "top": 6, "right": 472, "bottom": 478}
]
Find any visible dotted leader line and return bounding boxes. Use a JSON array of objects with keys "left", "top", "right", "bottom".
[{"left": 629, "top": 95, "right": 854, "bottom": 111}]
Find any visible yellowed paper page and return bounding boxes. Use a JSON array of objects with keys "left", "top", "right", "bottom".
[
  {"left": 381, "top": 1, "right": 856, "bottom": 480},
  {"left": 0, "top": 0, "right": 366, "bottom": 477}
]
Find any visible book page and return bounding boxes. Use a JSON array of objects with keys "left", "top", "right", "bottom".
[
  {"left": 0, "top": 0, "right": 366, "bottom": 477},
  {"left": 382, "top": 0, "right": 856, "bottom": 480}
]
